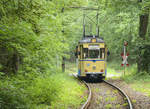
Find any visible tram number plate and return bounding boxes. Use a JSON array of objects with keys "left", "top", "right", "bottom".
[{"left": 89, "top": 45, "right": 99, "bottom": 50}]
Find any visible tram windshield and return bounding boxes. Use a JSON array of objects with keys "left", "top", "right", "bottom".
[
  {"left": 82, "top": 48, "right": 105, "bottom": 59},
  {"left": 89, "top": 50, "right": 99, "bottom": 58}
]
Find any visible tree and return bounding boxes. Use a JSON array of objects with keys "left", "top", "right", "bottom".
[
  {"left": 0, "top": 0, "right": 87, "bottom": 74},
  {"left": 137, "top": 0, "right": 150, "bottom": 73}
]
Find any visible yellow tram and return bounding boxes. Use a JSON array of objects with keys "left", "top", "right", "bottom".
[
  {"left": 74, "top": 7, "right": 108, "bottom": 79},
  {"left": 76, "top": 36, "right": 108, "bottom": 79}
]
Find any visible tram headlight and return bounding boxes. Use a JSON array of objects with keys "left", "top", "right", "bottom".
[
  {"left": 85, "top": 69, "right": 88, "bottom": 72},
  {"left": 101, "top": 69, "right": 104, "bottom": 72}
]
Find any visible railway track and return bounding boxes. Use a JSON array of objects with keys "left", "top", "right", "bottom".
[
  {"left": 103, "top": 80, "right": 133, "bottom": 109},
  {"left": 80, "top": 80, "right": 92, "bottom": 109},
  {"left": 72, "top": 74, "right": 92, "bottom": 109},
  {"left": 74, "top": 76, "right": 133, "bottom": 109}
]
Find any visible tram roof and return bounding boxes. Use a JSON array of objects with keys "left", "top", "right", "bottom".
[{"left": 79, "top": 35, "right": 104, "bottom": 43}]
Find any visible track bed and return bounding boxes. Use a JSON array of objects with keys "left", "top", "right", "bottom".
[{"left": 87, "top": 82, "right": 129, "bottom": 109}]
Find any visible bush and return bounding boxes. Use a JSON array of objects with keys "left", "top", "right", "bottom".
[
  {"left": 122, "top": 64, "right": 150, "bottom": 83},
  {"left": 26, "top": 74, "right": 62, "bottom": 106},
  {"left": 0, "top": 73, "right": 86, "bottom": 109},
  {"left": 0, "top": 76, "right": 30, "bottom": 109}
]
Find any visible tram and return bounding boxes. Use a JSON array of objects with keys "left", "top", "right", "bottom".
[
  {"left": 76, "top": 35, "right": 108, "bottom": 79},
  {"left": 74, "top": 7, "right": 108, "bottom": 79}
]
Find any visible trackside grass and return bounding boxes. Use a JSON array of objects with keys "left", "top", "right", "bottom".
[
  {"left": 106, "top": 61, "right": 123, "bottom": 78},
  {"left": 0, "top": 72, "right": 86, "bottom": 109},
  {"left": 66, "top": 61, "right": 77, "bottom": 74},
  {"left": 107, "top": 61, "right": 150, "bottom": 97},
  {"left": 121, "top": 65, "right": 150, "bottom": 97}
]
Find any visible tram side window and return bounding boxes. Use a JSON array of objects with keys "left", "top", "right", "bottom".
[
  {"left": 89, "top": 50, "right": 99, "bottom": 58},
  {"left": 83, "top": 48, "right": 88, "bottom": 59},
  {"left": 100, "top": 48, "right": 105, "bottom": 59}
]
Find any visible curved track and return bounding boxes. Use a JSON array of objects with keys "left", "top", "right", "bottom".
[
  {"left": 80, "top": 80, "right": 133, "bottom": 109},
  {"left": 72, "top": 74, "right": 92, "bottom": 109},
  {"left": 73, "top": 74, "right": 133, "bottom": 109},
  {"left": 103, "top": 80, "right": 133, "bottom": 109},
  {"left": 80, "top": 81, "right": 92, "bottom": 109}
]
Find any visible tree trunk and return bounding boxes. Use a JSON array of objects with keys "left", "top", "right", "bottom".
[
  {"left": 139, "top": 15, "right": 149, "bottom": 39},
  {"left": 137, "top": 0, "right": 149, "bottom": 73},
  {"left": 12, "top": 53, "right": 19, "bottom": 74},
  {"left": 62, "top": 57, "right": 65, "bottom": 72}
]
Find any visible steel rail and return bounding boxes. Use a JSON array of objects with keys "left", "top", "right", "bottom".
[
  {"left": 72, "top": 74, "right": 92, "bottom": 109},
  {"left": 80, "top": 80, "right": 92, "bottom": 109},
  {"left": 103, "top": 80, "right": 133, "bottom": 109}
]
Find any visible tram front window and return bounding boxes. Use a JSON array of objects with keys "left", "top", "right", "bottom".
[
  {"left": 88, "top": 48, "right": 105, "bottom": 59},
  {"left": 82, "top": 48, "right": 105, "bottom": 59},
  {"left": 89, "top": 50, "right": 99, "bottom": 58}
]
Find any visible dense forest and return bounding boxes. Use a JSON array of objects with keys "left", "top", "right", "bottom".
[{"left": 0, "top": 0, "right": 150, "bottom": 109}]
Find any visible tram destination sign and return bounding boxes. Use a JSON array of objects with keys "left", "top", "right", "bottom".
[{"left": 88, "top": 44, "right": 99, "bottom": 50}]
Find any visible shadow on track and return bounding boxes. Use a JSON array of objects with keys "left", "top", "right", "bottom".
[{"left": 78, "top": 76, "right": 104, "bottom": 83}]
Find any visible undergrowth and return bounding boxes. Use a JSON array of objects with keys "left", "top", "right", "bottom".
[
  {"left": 106, "top": 61, "right": 123, "bottom": 78},
  {"left": 121, "top": 64, "right": 150, "bottom": 83},
  {"left": 107, "top": 61, "right": 150, "bottom": 97},
  {"left": 121, "top": 64, "right": 150, "bottom": 97},
  {"left": 0, "top": 72, "right": 86, "bottom": 109}
]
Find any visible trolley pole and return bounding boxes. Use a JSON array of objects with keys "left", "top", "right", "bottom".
[
  {"left": 96, "top": 11, "right": 99, "bottom": 37},
  {"left": 83, "top": 13, "right": 86, "bottom": 38}
]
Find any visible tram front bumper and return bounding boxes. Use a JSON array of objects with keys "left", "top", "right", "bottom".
[
  {"left": 85, "top": 72, "right": 104, "bottom": 74},
  {"left": 85, "top": 72, "right": 106, "bottom": 79}
]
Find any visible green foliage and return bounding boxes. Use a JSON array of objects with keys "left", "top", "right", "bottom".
[
  {"left": 121, "top": 64, "right": 150, "bottom": 83},
  {"left": 0, "top": 73, "right": 86, "bottom": 109},
  {"left": 0, "top": 0, "right": 150, "bottom": 108},
  {"left": 50, "top": 74, "right": 86, "bottom": 109},
  {"left": 0, "top": 75, "right": 31, "bottom": 109},
  {"left": 0, "top": 1, "right": 88, "bottom": 109},
  {"left": 94, "top": 0, "right": 150, "bottom": 73},
  {"left": 0, "top": 0, "right": 87, "bottom": 74},
  {"left": 122, "top": 64, "right": 150, "bottom": 97}
]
